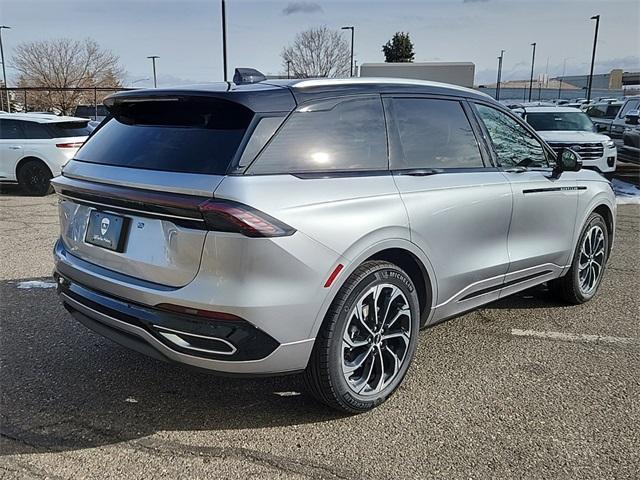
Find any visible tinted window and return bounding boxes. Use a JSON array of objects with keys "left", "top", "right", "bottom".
[
  {"left": 75, "top": 99, "right": 253, "bottom": 174},
  {"left": 620, "top": 100, "right": 640, "bottom": 117},
  {"left": 237, "top": 116, "right": 285, "bottom": 169},
  {"left": 585, "top": 105, "right": 607, "bottom": 118},
  {"left": 248, "top": 96, "right": 387, "bottom": 174},
  {"left": 22, "top": 121, "right": 53, "bottom": 139},
  {"left": 0, "top": 120, "right": 24, "bottom": 139},
  {"left": 388, "top": 98, "right": 483, "bottom": 169},
  {"left": 525, "top": 112, "right": 594, "bottom": 132},
  {"left": 48, "top": 121, "right": 92, "bottom": 137},
  {"left": 606, "top": 105, "right": 621, "bottom": 118},
  {"left": 475, "top": 104, "right": 548, "bottom": 168}
]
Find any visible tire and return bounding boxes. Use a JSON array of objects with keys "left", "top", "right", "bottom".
[
  {"left": 304, "top": 260, "right": 420, "bottom": 413},
  {"left": 550, "top": 212, "right": 609, "bottom": 304},
  {"left": 17, "top": 159, "right": 53, "bottom": 196}
]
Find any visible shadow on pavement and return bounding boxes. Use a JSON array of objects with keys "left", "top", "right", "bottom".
[{"left": 0, "top": 275, "right": 564, "bottom": 456}]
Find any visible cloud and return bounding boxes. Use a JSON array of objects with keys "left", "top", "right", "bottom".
[{"left": 282, "top": 2, "right": 323, "bottom": 15}]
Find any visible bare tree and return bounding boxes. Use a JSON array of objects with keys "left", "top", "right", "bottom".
[
  {"left": 281, "top": 26, "right": 350, "bottom": 78},
  {"left": 12, "top": 38, "right": 125, "bottom": 114}
]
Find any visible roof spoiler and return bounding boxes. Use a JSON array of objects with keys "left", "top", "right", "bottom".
[{"left": 233, "top": 68, "right": 267, "bottom": 85}]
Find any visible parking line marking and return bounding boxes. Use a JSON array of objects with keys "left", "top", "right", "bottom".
[{"left": 511, "top": 329, "right": 637, "bottom": 346}]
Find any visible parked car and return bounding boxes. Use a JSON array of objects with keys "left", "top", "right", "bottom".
[
  {"left": 0, "top": 113, "right": 91, "bottom": 195},
  {"left": 517, "top": 106, "right": 617, "bottom": 175},
  {"left": 586, "top": 101, "right": 624, "bottom": 129},
  {"left": 618, "top": 110, "right": 640, "bottom": 164},
  {"left": 589, "top": 96, "right": 640, "bottom": 145},
  {"left": 52, "top": 78, "right": 616, "bottom": 412},
  {"left": 73, "top": 104, "right": 109, "bottom": 122}
]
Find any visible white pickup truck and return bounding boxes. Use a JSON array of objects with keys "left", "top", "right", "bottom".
[{"left": 516, "top": 106, "right": 617, "bottom": 175}]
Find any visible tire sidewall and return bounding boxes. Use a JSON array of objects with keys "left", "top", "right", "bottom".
[
  {"left": 571, "top": 213, "right": 608, "bottom": 302},
  {"left": 327, "top": 265, "right": 420, "bottom": 411}
]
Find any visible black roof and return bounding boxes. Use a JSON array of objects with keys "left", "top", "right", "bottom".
[{"left": 105, "top": 78, "right": 493, "bottom": 113}]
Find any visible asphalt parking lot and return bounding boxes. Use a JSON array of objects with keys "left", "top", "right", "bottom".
[{"left": 1, "top": 187, "right": 639, "bottom": 479}]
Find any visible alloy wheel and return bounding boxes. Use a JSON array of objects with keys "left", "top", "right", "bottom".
[
  {"left": 578, "top": 225, "right": 606, "bottom": 295},
  {"left": 341, "top": 283, "right": 412, "bottom": 396}
]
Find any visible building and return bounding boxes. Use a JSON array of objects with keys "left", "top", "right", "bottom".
[
  {"left": 553, "top": 69, "right": 640, "bottom": 90},
  {"left": 359, "top": 62, "right": 475, "bottom": 88}
]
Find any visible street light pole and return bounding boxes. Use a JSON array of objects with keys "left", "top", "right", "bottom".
[
  {"left": 147, "top": 56, "right": 159, "bottom": 88},
  {"left": 0, "top": 26, "right": 12, "bottom": 112},
  {"left": 496, "top": 49, "right": 505, "bottom": 101},
  {"left": 221, "top": 0, "right": 228, "bottom": 82},
  {"left": 586, "top": 14, "right": 600, "bottom": 102},
  {"left": 286, "top": 60, "right": 291, "bottom": 79},
  {"left": 558, "top": 57, "right": 568, "bottom": 99},
  {"left": 341, "top": 26, "right": 354, "bottom": 77},
  {"left": 528, "top": 42, "right": 536, "bottom": 102}
]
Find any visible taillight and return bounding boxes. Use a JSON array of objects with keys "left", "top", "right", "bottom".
[
  {"left": 56, "top": 142, "right": 84, "bottom": 149},
  {"left": 197, "top": 199, "right": 296, "bottom": 238}
]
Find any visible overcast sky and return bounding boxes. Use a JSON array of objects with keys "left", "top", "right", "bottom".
[{"left": 2, "top": 0, "right": 639, "bottom": 88}]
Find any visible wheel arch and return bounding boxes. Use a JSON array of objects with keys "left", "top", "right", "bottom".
[
  {"left": 15, "top": 156, "right": 53, "bottom": 178},
  {"left": 308, "top": 239, "right": 438, "bottom": 340},
  {"left": 592, "top": 203, "right": 614, "bottom": 256}
]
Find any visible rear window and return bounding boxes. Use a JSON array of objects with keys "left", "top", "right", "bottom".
[
  {"left": 49, "top": 121, "right": 92, "bottom": 138},
  {"left": 74, "top": 98, "right": 254, "bottom": 175}
]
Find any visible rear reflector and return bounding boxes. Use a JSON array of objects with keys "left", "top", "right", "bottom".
[
  {"left": 198, "top": 199, "right": 296, "bottom": 238},
  {"left": 324, "top": 264, "right": 344, "bottom": 288},
  {"left": 56, "top": 142, "right": 84, "bottom": 149},
  {"left": 156, "top": 303, "right": 244, "bottom": 322}
]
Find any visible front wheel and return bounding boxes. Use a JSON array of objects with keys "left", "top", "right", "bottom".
[
  {"left": 551, "top": 212, "right": 609, "bottom": 304},
  {"left": 304, "top": 260, "right": 420, "bottom": 413}
]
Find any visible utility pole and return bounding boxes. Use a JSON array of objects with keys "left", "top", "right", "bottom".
[
  {"left": 586, "top": 14, "right": 600, "bottom": 102},
  {"left": 221, "top": 0, "right": 228, "bottom": 82},
  {"left": 341, "top": 26, "right": 355, "bottom": 77},
  {"left": 496, "top": 50, "right": 505, "bottom": 101},
  {"left": 147, "top": 56, "right": 159, "bottom": 88},
  {"left": 0, "top": 26, "right": 11, "bottom": 112},
  {"left": 528, "top": 42, "right": 536, "bottom": 102},
  {"left": 287, "top": 60, "right": 291, "bottom": 79}
]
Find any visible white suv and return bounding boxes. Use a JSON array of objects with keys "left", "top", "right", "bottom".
[
  {"left": 0, "top": 113, "right": 91, "bottom": 195},
  {"left": 518, "top": 106, "right": 617, "bottom": 175}
]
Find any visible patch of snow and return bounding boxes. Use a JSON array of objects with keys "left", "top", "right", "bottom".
[
  {"left": 273, "top": 391, "right": 301, "bottom": 397},
  {"left": 124, "top": 397, "right": 139, "bottom": 403},
  {"left": 612, "top": 179, "right": 640, "bottom": 205},
  {"left": 17, "top": 280, "right": 57, "bottom": 289}
]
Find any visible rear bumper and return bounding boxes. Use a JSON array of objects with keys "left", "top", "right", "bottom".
[{"left": 54, "top": 241, "right": 316, "bottom": 375}]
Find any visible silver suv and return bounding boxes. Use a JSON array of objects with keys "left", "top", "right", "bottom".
[{"left": 52, "top": 78, "right": 616, "bottom": 412}]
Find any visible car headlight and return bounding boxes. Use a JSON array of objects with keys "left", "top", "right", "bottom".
[{"left": 605, "top": 140, "right": 615, "bottom": 149}]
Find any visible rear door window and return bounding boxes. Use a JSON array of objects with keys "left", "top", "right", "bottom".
[
  {"left": 247, "top": 96, "right": 388, "bottom": 174},
  {"left": 386, "top": 97, "right": 484, "bottom": 169},
  {"left": 22, "top": 121, "right": 52, "bottom": 139},
  {"left": 75, "top": 99, "right": 254, "bottom": 174}
]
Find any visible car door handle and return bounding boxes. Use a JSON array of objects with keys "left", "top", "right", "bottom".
[
  {"left": 503, "top": 166, "right": 527, "bottom": 173},
  {"left": 8, "top": 146, "right": 23, "bottom": 150},
  {"left": 398, "top": 168, "right": 444, "bottom": 176}
]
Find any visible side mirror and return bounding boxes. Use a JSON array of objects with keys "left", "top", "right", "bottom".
[
  {"left": 624, "top": 110, "right": 639, "bottom": 125},
  {"left": 595, "top": 123, "right": 608, "bottom": 132},
  {"left": 553, "top": 148, "right": 582, "bottom": 178}
]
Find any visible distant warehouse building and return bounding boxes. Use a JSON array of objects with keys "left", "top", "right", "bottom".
[
  {"left": 553, "top": 69, "right": 640, "bottom": 90},
  {"left": 359, "top": 62, "right": 475, "bottom": 88}
]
